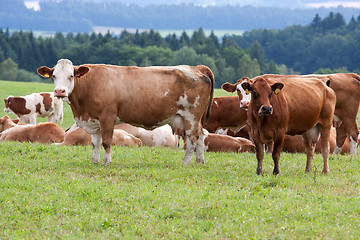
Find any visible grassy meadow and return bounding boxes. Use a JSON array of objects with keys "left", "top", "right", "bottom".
[{"left": 1, "top": 80, "right": 360, "bottom": 239}]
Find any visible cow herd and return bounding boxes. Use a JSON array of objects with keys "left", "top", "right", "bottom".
[{"left": 1, "top": 58, "right": 360, "bottom": 175}]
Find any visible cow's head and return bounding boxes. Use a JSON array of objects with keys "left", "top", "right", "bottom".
[
  {"left": 241, "top": 77, "right": 283, "bottom": 117},
  {"left": 222, "top": 77, "right": 252, "bottom": 109},
  {"left": 4, "top": 96, "right": 14, "bottom": 113},
  {"left": 37, "top": 59, "right": 89, "bottom": 98}
]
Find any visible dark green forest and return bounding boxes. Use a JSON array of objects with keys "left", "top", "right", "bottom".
[{"left": 0, "top": 12, "right": 359, "bottom": 87}]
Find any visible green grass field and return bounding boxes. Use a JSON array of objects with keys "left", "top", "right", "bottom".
[{"left": 1, "top": 80, "right": 360, "bottom": 238}]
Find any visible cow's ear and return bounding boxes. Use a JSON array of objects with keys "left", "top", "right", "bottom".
[
  {"left": 241, "top": 82, "right": 251, "bottom": 95},
  {"left": 222, "top": 82, "right": 236, "bottom": 93},
  {"left": 12, "top": 119, "right": 19, "bottom": 124},
  {"left": 74, "top": 66, "right": 89, "bottom": 78},
  {"left": 271, "top": 82, "right": 284, "bottom": 95},
  {"left": 37, "top": 66, "right": 54, "bottom": 78}
]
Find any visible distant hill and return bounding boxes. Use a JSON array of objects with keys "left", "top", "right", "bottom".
[{"left": 2, "top": 0, "right": 360, "bottom": 33}]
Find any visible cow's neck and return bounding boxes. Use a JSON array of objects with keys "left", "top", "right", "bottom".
[{"left": 67, "top": 77, "right": 91, "bottom": 119}]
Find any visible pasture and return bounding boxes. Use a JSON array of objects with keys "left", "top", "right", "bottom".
[{"left": 1, "top": 80, "right": 360, "bottom": 238}]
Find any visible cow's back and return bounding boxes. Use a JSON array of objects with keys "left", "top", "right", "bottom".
[
  {"left": 276, "top": 77, "right": 335, "bottom": 135},
  {"left": 70, "top": 65, "right": 213, "bottom": 128}
]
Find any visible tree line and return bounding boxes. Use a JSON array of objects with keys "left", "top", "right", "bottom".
[
  {"left": 230, "top": 12, "right": 360, "bottom": 74},
  {"left": 0, "top": 12, "right": 359, "bottom": 87}
]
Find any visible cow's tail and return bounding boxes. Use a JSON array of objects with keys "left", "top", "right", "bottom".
[{"left": 200, "top": 65, "right": 215, "bottom": 125}]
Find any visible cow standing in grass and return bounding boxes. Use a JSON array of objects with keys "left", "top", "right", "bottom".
[
  {"left": 234, "top": 73, "right": 360, "bottom": 154},
  {"left": 223, "top": 76, "right": 336, "bottom": 175},
  {"left": 38, "top": 59, "right": 214, "bottom": 165},
  {"left": 4, "top": 92, "right": 63, "bottom": 125}
]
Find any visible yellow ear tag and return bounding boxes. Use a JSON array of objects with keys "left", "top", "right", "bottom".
[
  {"left": 274, "top": 88, "right": 280, "bottom": 95},
  {"left": 245, "top": 89, "right": 249, "bottom": 95},
  {"left": 44, "top": 73, "right": 50, "bottom": 78},
  {"left": 75, "top": 73, "right": 81, "bottom": 78}
]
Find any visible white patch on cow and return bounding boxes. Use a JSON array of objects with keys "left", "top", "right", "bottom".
[
  {"left": 215, "top": 128, "right": 229, "bottom": 135},
  {"left": 333, "top": 145, "right": 342, "bottom": 154},
  {"left": 183, "top": 137, "right": 196, "bottom": 164},
  {"left": 124, "top": 135, "right": 132, "bottom": 141},
  {"left": 177, "top": 94, "right": 200, "bottom": 108},
  {"left": 349, "top": 136, "right": 357, "bottom": 154},
  {"left": 53, "top": 59, "right": 76, "bottom": 97},
  {"left": 164, "top": 91, "right": 169, "bottom": 97},
  {"left": 75, "top": 117, "right": 100, "bottom": 135},
  {"left": 305, "top": 125, "right": 320, "bottom": 144},
  {"left": 172, "top": 66, "right": 199, "bottom": 81},
  {"left": 90, "top": 133, "right": 102, "bottom": 164},
  {"left": 178, "top": 109, "right": 196, "bottom": 136},
  {"left": 237, "top": 79, "right": 251, "bottom": 108},
  {"left": 195, "top": 130, "right": 206, "bottom": 163}
]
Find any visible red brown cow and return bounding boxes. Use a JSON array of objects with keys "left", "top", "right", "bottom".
[
  {"left": 223, "top": 76, "right": 336, "bottom": 175},
  {"left": 203, "top": 96, "right": 248, "bottom": 133},
  {"left": 183, "top": 129, "right": 255, "bottom": 153},
  {"left": 0, "top": 115, "right": 65, "bottom": 143},
  {"left": 283, "top": 127, "right": 350, "bottom": 154},
  {"left": 37, "top": 59, "right": 214, "bottom": 165},
  {"left": 4, "top": 92, "right": 63, "bottom": 125},
  {"left": 237, "top": 73, "right": 360, "bottom": 154},
  {"left": 61, "top": 127, "right": 142, "bottom": 147},
  {"left": 204, "top": 132, "right": 255, "bottom": 153}
]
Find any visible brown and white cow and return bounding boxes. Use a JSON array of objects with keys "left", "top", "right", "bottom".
[
  {"left": 37, "top": 59, "right": 214, "bottom": 165},
  {"left": 4, "top": 92, "right": 63, "bottom": 125},
  {"left": 115, "top": 123, "right": 178, "bottom": 148},
  {"left": 203, "top": 96, "right": 248, "bottom": 133},
  {"left": 233, "top": 73, "right": 360, "bottom": 154},
  {"left": 61, "top": 127, "right": 142, "bottom": 147},
  {"left": 223, "top": 76, "right": 336, "bottom": 175},
  {"left": 0, "top": 115, "right": 65, "bottom": 143}
]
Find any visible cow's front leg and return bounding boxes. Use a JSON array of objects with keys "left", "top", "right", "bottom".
[
  {"left": 272, "top": 136, "right": 284, "bottom": 175},
  {"left": 100, "top": 118, "right": 115, "bottom": 165},
  {"left": 91, "top": 132, "right": 102, "bottom": 164}
]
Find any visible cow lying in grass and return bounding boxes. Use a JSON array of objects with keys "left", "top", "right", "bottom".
[
  {"left": 115, "top": 123, "right": 179, "bottom": 148},
  {"left": 61, "top": 127, "right": 142, "bottom": 147},
  {"left": 184, "top": 129, "right": 255, "bottom": 153},
  {"left": 0, "top": 115, "right": 65, "bottom": 143}
]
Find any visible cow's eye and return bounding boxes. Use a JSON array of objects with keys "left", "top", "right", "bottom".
[
  {"left": 53, "top": 75, "right": 56, "bottom": 79},
  {"left": 253, "top": 92, "right": 258, "bottom": 100}
]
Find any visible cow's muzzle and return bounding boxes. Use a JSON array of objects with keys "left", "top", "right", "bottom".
[
  {"left": 240, "top": 100, "right": 249, "bottom": 109},
  {"left": 258, "top": 105, "right": 273, "bottom": 116},
  {"left": 54, "top": 89, "right": 67, "bottom": 98}
]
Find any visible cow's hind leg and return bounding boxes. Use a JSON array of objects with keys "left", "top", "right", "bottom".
[
  {"left": 349, "top": 123, "right": 359, "bottom": 155},
  {"left": 183, "top": 137, "right": 196, "bottom": 164},
  {"left": 302, "top": 133, "right": 317, "bottom": 173},
  {"left": 195, "top": 129, "right": 206, "bottom": 163},
  {"left": 91, "top": 133, "right": 102, "bottom": 164},
  {"left": 334, "top": 124, "right": 347, "bottom": 154},
  {"left": 319, "top": 125, "right": 331, "bottom": 173}
]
